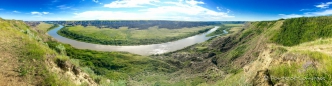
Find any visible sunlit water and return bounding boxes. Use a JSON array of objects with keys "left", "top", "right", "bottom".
[{"left": 48, "top": 25, "right": 220, "bottom": 55}]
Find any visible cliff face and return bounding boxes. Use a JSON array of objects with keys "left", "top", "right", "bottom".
[{"left": 0, "top": 18, "right": 96, "bottom": 86}]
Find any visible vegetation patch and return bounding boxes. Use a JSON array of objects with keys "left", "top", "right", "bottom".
[
  {"left": 272, "top": 16, "right": 332, "bottom": 46},
  {"left": 0, "top": 19, "right": 75, "bottom": 85},
  {"left": 269, "top": 51, "right": 332, "bottom": 85},
  {"left": 46, "top": 41, "right": 178, "bottom": 84}
]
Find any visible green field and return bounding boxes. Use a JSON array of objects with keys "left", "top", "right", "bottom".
[
  {"left": 58, "top": 25, "right": 213, "bottom": 45},
  {"left": 36, "top": 22, "right": 57, "bottom": 32},
  {"left": 207, "top": 24, "right": 244, "bottom": 37}
]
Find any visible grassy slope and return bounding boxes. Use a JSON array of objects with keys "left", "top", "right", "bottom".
[
  {"left": 46, "top": 41, "right": 179, "bottom": 85},
  {"left": 267, "top": 17, "right": 332, "bottom": 85},
  {"left": 0, "top": 19, "right": 75, "bottom": 85},
  {"left": 212, "top": 17, "right": 332, "bottom": 85},
  {"left": 58, "top": 25, "right": 213, "bottom": 45},
  {"left": 153, "top": 16, "right": 332, "bottom": 86},
  {"left": 272, "top": 16, "right": 332, "bottom": 46}
]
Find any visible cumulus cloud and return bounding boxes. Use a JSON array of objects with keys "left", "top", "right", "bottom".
[
  {"left": 31, "top": 11, "right": 50, "bottom": 16},
  {"left": 31, "top": 12, "right": 42, "bottom": 15},
  {"left": 316, "top": 2, "right": 332, "bottom": 9},
  {"left": 43, "top": 12, "right": 50, "bottom": 14},
  {"left": 104, "top": 0, "right": 160, "bottom": 8},
  {"left": 13, "top": 10, "right": 21, "bottom": 13},
  {"left": 75, "top": 0, "right": 233, "bottom": 21},
  {"left": 185, "top": 0, "right": 204, "bottom": 5}
]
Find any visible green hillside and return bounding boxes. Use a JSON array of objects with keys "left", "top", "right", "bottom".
[
  {"left": 0, "top": 18, "right": 76, "bottom": 85},
  {"left": 272, "top": 16, "right": 332, "bottom": 46}
]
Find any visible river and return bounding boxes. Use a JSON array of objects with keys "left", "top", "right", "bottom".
[{"left": 48, "top": 25, "right": 221, "bottom": 56}]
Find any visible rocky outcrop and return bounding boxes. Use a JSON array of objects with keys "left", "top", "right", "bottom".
[
  {"left": 252, "top": 69, "right": 274, "bottom": 86},
  {"left": 46, "top": 54, "right": 97, "bottom": 86}
]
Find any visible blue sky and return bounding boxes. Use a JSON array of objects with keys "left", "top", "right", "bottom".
[{"left": 1, "top": 0, "right": 332, "bottom": 21}]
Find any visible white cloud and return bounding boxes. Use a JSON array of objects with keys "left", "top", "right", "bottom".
[
  {"left": 280, "top": 1, "right": 332, "bottom": 19},
  {"left": 42, "top": 12, "right": 50, "bottom": 14},
  {"left": 31, "top": 12, "right": 42, "bottom": 15},
  {"left": 279, "top": 9, "right": 332, "bottom": 18},
  {"left": 13, "top": 10, "right": 21, "bottom": 13},
  {"left": 185, "top": 0, "right": 204, "bottom": 5},
  {"left": 57, "top": 5, "right": 71, "bottom": 9},
  {"left": 31, "top": 11, "right": 50, "bottom": 16},
  {"left": 75, "top": 0, "right": 233, "bottom": 21},
  {"left": 316, "top": 2, "right": 332, "bottom": 9},
  {"left": 104, "top": 0, "right": 160, "bottom": 8},
  {"left": 279, "top": 14, "right": 302, "bottom": 18},
  {"left": 311, "top": 9, "right": 332, "bottom": 15}
]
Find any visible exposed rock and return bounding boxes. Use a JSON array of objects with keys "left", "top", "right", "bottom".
[
  {"left": 207, "top": 52, "right": 216, "bottom": 58},
  {"left": 56, "top": 59, "right": 71, "bottom": 71},
  {"left": 46, "top": 55, "right": 97, "bottom": 86},
  {"left": 252, "top": 69, "right": 273, "bottom": 86},
  {"left": 72, "top": 66, "right": 80, "bottom": 75},
  {"left": 209, "top": 36, "right": 238, "bottom": 52}
]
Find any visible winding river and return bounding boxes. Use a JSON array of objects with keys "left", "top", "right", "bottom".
[{"left": 48, "top": 25, "right": 221, "bottom": 56}]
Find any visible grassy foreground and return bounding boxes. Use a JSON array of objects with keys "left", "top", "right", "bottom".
[
  {"left": 0, "top": 18, "right": 78, "bottom": 85},
  {"left": 58, "top": 25, "right": 214, "bottom": 45}
]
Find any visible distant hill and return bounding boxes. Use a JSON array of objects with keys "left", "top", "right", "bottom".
[{"left": 41, "top": 20, "right": 245, "bottom": 29}]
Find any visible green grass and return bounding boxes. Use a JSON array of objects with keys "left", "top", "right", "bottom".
[
  {"left": 37, "top": 22, "right": 57, "bottom": 32},
  {"left": 211, "top": 72, "right": 246, "bottom": 86},
  {"left": 271, "top": 16, "right": 332, "bottom": 46},
  {"left": 207, "top": 24, "right": 244, "bottom": 37},
  {"left": 58, "top": 25, "right": 213, "bottom": 45},
  {"left": 269, "top": 51, "right": 332, "bottom": 85},
  {"left": 46, "top": 40, "right": 179, "bottom": 85},
  {"left": 225, "top": 45, "right": 247, "bottom": 61},
  {"left": 0, "top": 19, "right": 75, "bottom": 85}
]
